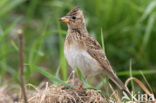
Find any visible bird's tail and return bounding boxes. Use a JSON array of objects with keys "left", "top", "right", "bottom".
[{"left": 102, "top": 69, "right": 130, "bottom": 94}]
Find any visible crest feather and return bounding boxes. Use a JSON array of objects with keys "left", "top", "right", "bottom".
[{"left": 67, "top": 7, "right": 80, "bottom": 16}]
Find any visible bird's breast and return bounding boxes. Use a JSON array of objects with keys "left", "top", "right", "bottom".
[{"left": 64, "top": 43, "right": 102, "bottom": 77}]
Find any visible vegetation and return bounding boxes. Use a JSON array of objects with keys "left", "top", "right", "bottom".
[{"left": 0, "top": 0, "right": 156, "bottom": 101}]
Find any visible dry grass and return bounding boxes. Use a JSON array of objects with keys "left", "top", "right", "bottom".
[
  {"left": 0, "top": 80, "right": 108, "bottom": 103},
  {"left": 22, "top": 79, "right": 107, "bottom": 103},
  {"left": 0, "top": 78, "right": 155, "bottom": 103},
  {"left": 0, "top": 85, "right": 14, "bottom": 103}
]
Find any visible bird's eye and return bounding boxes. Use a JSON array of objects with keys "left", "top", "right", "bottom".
[{"left": 72, "top": 16, "right": 76, "bottom": 19}]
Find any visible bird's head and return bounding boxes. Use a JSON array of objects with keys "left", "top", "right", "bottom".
[{"left": 59, "top": 7, "right": 86, "bottom": 29}]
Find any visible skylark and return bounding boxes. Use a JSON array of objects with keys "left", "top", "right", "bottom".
[{"left": 59, "top": 7, "right": 127, "bottom": 91}]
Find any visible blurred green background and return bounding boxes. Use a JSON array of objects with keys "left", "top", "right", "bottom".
[{"left": 0, "top": 0, "right": 156, "bottom": 94}]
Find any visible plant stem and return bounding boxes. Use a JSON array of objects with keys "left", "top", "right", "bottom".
[{"left": 18, "top": 29, "right": 27, "bottom": 103}]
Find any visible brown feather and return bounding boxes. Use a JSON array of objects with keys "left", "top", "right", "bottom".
[
  {"left": 62, "top": 7, "right": 128, "bottom": 91},
  {"left": 67, "top": 7, "right": 80, "bottom": 16},
  {"left": 84, "top": 35, "right": 126, "bottom": 89}
]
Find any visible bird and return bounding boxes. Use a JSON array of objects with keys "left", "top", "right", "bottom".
[{"left": 59, "top": 7, "right": 128, "bottom": 91}]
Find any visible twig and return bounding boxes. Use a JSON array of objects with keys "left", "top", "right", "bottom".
[{"left": 18, "top": 29, "right": 28, "bottom": 103}]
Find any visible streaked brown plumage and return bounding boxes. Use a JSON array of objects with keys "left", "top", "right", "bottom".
[{"left": 59, "top": 7, "right": 128, "bottom": 91}]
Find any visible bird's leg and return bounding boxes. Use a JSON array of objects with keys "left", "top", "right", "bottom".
[
  {"left": 67, "top": 70, "right": 77, "bottom": 86},
  {"left": 68, "top": 70, "right": 75, "bottom": 80},
  {"left": 72, "top": 70, "right": 76, "bottom": 86}
]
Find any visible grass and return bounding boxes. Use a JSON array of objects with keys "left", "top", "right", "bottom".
[
  {"left": 30, "top": 64, "right": 75, "bottom": 88},
  {"left": 0, "top": 0, "right": 156, "bottom": 102}
]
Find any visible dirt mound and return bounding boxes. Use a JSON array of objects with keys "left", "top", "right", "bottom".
[{"left": 25, "top": 80, "right": 107, "bottom": 103}]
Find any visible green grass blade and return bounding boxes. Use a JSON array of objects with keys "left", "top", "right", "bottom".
[
  {"left": 27, "top": 29, "right": 67, "bottom": 80},
  {"left": 0, "top": 17, "right": 20, "bottom": 78},
  {"left": 55, "top": 65, "right": 60, "bottom": 78},
  {"left": 101, "top": 28, "right": 106, "bottom": 55},
  {"left": 26, "top": 0, "right": 38, "bottom": 19},
  {"left": 30, "top": 65, "right": 75, "bottom": 88},
  {"left": 0, "top": 0, "right": 24, "bottom": 16},
  {"left": 10, "top": 40, "right": 19, "bottom": 51},
  {"left": 141, "top": 14, "right": 155, "bottom": 50},
  {"left": 0, "top": 17, "right": 21, "bottom": 41},
  {"left": 28, "top": 30, "right": 66, "bottom": 65},
  {"left": 95, "top": 80, "right": 104, "bottom": 90},
  {"left": 28, "top": 20, "right": 50, "bottom": 78},
  {"left": 57, "top": 21, "right": 67, "bottom": 80},
  {"left": 118, "top": 70, "right": 156, "bottom": 76},
  {"left": 129, "top": 59, "right": 135, "bottom": 93},
  {"left": 76, "top": 67, "right": 91, "bottom": 88},
  {"left": 140, "top": 1, "right": 156, "bottom": 21},
  {"left": 140, "top": 71, "right": 153, "bottom": 93}
]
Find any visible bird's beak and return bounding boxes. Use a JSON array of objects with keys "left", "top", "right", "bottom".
[{"left": 59, "top": 17, "right": 69, "bottom": 23}]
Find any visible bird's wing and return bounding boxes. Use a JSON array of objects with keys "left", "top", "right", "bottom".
[
  {"left": 83, "top": 35, "right": 115, "bottom": 75},
  {"left": 83, "top": 35, "right": 126, "bottom": 89}
]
